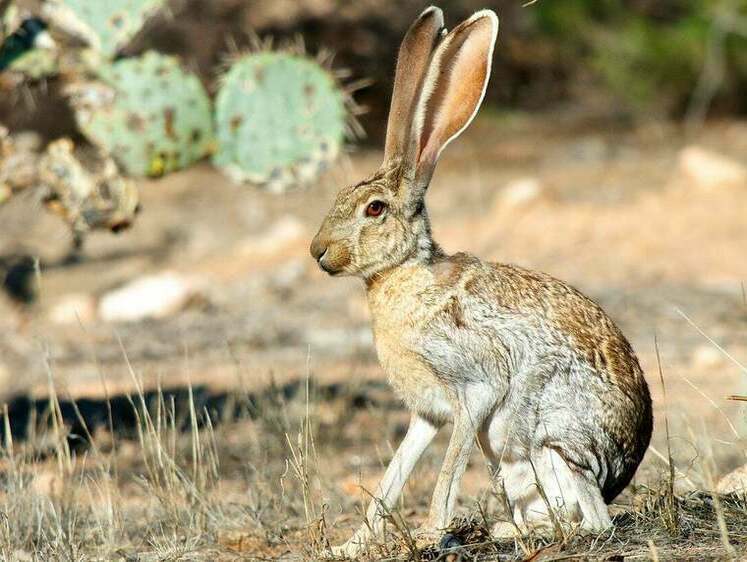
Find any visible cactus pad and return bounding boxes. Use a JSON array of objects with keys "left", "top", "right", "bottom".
[
  {"left": 43, "top": 0, "right": 166, "bottom": 57},
  {"left": 213, "top": 52, "right": 347, "bottom": 190},
  {"left": 69, "top": 51, "right": 214, "bottom": 177},
  {"left": 39, "top": 138, "right": 139, "bottom": 236}
]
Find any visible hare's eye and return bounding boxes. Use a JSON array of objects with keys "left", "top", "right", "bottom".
[{"left": 365, "top": 200, "right": 386, "bottom": 217}]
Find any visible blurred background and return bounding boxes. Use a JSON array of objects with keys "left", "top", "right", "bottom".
[
  {"left": 0, "top": 0, "right": 746, "bottom": 527},
  {"left": 4, "top": 0, "right": 747, "bottom": 138}
]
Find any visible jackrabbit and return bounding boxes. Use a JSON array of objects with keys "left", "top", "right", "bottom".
[{"left": 310, "top": 6, "right": 652, "bottom": 557}]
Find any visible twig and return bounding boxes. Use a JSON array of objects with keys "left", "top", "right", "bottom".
[
  {"left": 675, "top": 308, "right": 747, "bottom": 375},
  {"left": 654, "top": 335, "right": 679, "bottom": 534},
  {"left": 677, "top": 373, "right": 741, "bottom": 440},
  {"left": 647, "top": 446, "right": 697, "bottom": 490}
]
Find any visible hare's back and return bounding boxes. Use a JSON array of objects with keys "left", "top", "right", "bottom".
[{"left": 447, "top": 254, "right": 645, "bottom": 389}]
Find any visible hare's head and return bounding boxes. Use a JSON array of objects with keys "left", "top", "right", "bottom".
[{"left": 310, "top": 6, "right": 498, "bottom": 280}]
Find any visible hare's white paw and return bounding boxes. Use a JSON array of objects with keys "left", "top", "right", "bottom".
[
  {"left": 491, "top": 519, "right": 562, "bottom": 540},
  {"left": 412, "top": 525, "right": 443, "bottom": 548},
  {"left": 491, "top": 521, "right": 520, "bottom": 540},
  {"left": 325, "top": 537, "right": 367, "bottom": 559}
]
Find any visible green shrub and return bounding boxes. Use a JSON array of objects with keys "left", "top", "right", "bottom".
[{"left": 530, "top": 0, "right": 747, "bottom": 115}]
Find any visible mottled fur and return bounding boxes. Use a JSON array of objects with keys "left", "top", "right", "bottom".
[{"left": 309, "top": 7, "right": 652, "bottom": 558}]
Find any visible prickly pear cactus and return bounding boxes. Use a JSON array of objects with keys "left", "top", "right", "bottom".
[
  {"left": 68, "top": 51, "right": 214, "bottom": 177},
  {"left": 0, "top": 126, "right": 42, "bottom": 203},
  {"left": 6, "top": 48, "right": 59, "bottom": 79},
  {"left": 42, "top": 0, "right": 166, "bottom": 57},
  {"left": 1, "top": 127, "right": 139, "bottom": 241},
  {"left": 39, "top": 138, "right": 140, "bottom": 238},
  {"left": 214, "top": 52, "right": 347, "bottom": 190}
]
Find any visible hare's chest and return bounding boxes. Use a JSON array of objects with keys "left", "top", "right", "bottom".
[
  {"left": 368, "top": 289, "right": 454, "bottom": 422},
  {"left": 374, "top": 326, "right": 454, "bottom": 422}
]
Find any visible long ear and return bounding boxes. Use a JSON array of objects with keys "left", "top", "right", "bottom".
[
  {"left": 383, "top": 6, "right": 445, "bottom": 165},
  {"left": 412, "top": 10, "right": 498, "bottom": 187}
]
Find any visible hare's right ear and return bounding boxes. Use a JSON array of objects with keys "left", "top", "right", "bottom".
[
  {"left": 383, "top": 6, "right": 445, "bottom": 166},
  {"left": 409, "top": 10, "right": 499, "bottom": 191}
]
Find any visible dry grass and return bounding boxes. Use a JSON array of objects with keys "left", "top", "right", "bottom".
[
  {"left": 2, "top": 116, "right": 746, "bottom": 559},
  {"left": 0, "top": 358, "right": 744, "bottom": 562}
]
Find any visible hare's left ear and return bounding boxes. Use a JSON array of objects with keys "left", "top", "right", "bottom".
[{"left": 410, "top": 10, "right": 498, "bottom": 189}]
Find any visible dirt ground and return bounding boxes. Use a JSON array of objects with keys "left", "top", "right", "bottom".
[{"left": 0, "top": 113, "right": 746, "bottom": 560}]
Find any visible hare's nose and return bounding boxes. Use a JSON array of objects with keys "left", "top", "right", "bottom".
[{"left": 310, "top": 236, "right": 328, "bottom": 261}]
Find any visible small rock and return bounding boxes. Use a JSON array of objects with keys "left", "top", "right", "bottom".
[
  {"left": 716, "top": 464, "right": 747, "bottom": 495},
  {"left": 439, "top": 533, "right": 463, "bottom": 551},
  {"left": 494, "top": 177, "right": 544, "bottom": 209},
  {"left": 679, "top": 146, "right": 747, "bottom": 191},
  {"left": 12, "top": 130, "right": 43, "bottom": 153},
  {"left": 692, "top": 344, "right": 724, "bottom": 369},
  {"left": 98, "top": 271, "right": 204, "bottom": 323},
  {"left": 48, "top": 292, "right": 97, "bottom": 325}
]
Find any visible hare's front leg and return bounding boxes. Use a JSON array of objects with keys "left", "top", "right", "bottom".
[
  {"left": 417, "top": 396, "right": 490, "bottom": 541},
  {"left": 330, "top": 415, "right": 438, "bottom": 558}
]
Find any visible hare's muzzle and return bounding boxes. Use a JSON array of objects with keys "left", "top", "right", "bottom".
[
  {"left": 310, "top": 231, "right": 350, "bottom": 275},
  {"left": 309, "top": 235, "right": 331, "bottom": 273},
  {"left": 309, "top": 235, "right": 327, "bottom": 262}
]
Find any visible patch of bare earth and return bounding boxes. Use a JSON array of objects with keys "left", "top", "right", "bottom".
[{"left": 0, "top": 115, "right": 746, "bottom": 559}]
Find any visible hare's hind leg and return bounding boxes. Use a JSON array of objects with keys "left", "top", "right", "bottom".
[
  {"left": 533, "top": 448, "right": 612, "bottom": 533},
  {"left": 568, "top": 464, "right": 612, "bottom": 533},
  {"left": 495, "top": 448, "right": 611, "bottom": 537},
  {"left": 489, "top": 447, "right": 611, "bottom": 537},
  {"left": 502, "top": 449, "right": 581, "bottom": 535}
]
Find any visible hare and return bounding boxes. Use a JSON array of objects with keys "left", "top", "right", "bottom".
[{"left": 310, "top": 6, "right": 652, "bottom": 558}]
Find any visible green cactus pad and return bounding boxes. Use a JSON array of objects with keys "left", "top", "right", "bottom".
[
  {"left": 213, "top": 52, "right": 347, "bottom": 190},
  {"left": 70, "top": 51, "right": 214, "bottom": 177},
  {"left": 43, "top": 0, "right": 166, "bottom": 57}
]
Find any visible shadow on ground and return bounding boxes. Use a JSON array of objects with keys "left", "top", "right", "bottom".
[{"left": 1, "top": 378, "right": 396, "bottom": 452}]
